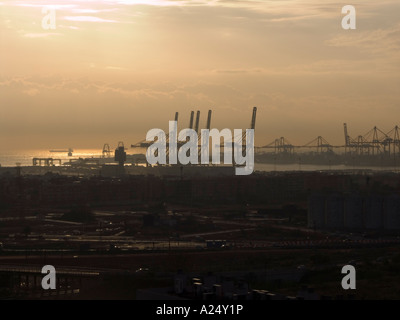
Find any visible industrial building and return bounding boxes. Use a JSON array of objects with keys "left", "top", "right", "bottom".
[{"left": 308, "top": 193, "right": 400, "bottom": 230}]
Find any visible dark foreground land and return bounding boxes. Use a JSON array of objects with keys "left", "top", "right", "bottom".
[
  {"left": 1, "top": 246, "right": 400, "bottom": 300},
  {"left": 0, "top": 170, "right": 399, "bottom": 300}
]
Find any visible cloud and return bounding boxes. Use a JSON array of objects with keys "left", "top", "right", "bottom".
[
  {"left": 57, "top": 25, "right": 80, "bottom": 30},
  {"left": 63, "top": 16, "right": 118, "bottom": 23},
  {"left": 105, "top": 66, "right": 128, "bottom": 70},
  {"left": 326, "top": 23, "right": 400, "bottom": 55},
  {"left": 114, "top": 0, "right": 182, "bottom": 6},
  {"left": 71, "top": 8, "right": 120, "bottom": 14},
  {"left": 24, "top": 32, "right": 62, "bottom": 38},
  {"left": 212, "top": 69, "right": 261, "bottom": 74},
  {"left": 0, "top": 72, "right": 399, "bottom": 149},
  {"left": 22, "top": 88, "right": 40, "bottom": 96},
  {"left": 15, "top": 3, "right": 76, "bottom": 9}
]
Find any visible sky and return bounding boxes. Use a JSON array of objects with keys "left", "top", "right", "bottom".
[{"left": 0, "top": 0, "right": 399, "bottom": 151}]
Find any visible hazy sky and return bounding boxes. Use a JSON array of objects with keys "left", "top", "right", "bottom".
[{"left": 1, "top": 0, "right": 399, "bottom": 150}]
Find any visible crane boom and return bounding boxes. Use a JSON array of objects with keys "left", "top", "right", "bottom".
[
  {"left": 251, "top": 107, "right": 257, "bottom": 130},
  {"left": 195, "top": 110, "right": 200, "bottom": 134},
  {"left": 189, "top": 111, "right": 194, "bottom": 129},
  {"left": 206, "top": 110, "right": 212, "bottom": 130}
]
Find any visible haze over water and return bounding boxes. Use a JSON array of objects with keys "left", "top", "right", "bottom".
[{"left": 0, "top": 149, "right": 399, "bottom": 173}]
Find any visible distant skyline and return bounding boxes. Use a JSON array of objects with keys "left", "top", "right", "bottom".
[{"left": 1, "top": 0, "right": 399, "bottom": 150}]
